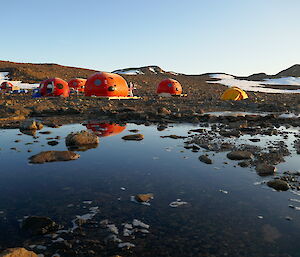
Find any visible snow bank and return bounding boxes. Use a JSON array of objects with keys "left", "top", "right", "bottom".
[
  {"left": 208, "top": 74, "right": 300, "bottom": 94},
  {"left": 113, "top": 69, "right": 144, "bottom": 75},
  {"left": 0, "top": 72, "right": 39, "bottom": 90}
]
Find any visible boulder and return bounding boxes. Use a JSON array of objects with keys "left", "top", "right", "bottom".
[
  {"left": 29, "top": 151, "right": 80, "bottom": 164},
  {"left": 267, "top": 179, "right": 289, "bottom": 191},
  {"left": 199, "top": 155, "right": 213, "bottom": 164},
  {"left": 22, "top": 216, "right": 58, "bottom": 235},
  {"left": 20, "top": 120, "right": 43, "bottom": 130},
  {"left": 256, "top": 163, "right": 276, "bottom": 176},
  {"left": 227, "top": 151, "right": 253, "bottom": 160},
  {"left": 157, "top": 107, "right": 171, "bottom": 115},
  {"left": 65, "top": 131, "right": 99, "bottom": 147},
  {"left": 122, "top": 134, "right": 144, "bottom": 141},
  {"left": 0, "top": 248, "right": 38, "bottom": 257}
]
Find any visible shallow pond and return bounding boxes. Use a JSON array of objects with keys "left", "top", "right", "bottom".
[{"left": 0, "top": 122, "right": 299, "bottom": 257}]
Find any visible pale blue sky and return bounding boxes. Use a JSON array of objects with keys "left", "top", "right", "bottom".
[{"left": 1, "top": 0, "right": 299, "bottom": 75}]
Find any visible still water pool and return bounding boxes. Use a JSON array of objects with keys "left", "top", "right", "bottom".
[{"left": 0, "top": 122, "right": 299, "bottom": 257}]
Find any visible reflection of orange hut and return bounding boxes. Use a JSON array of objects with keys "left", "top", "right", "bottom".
[
  {"left": 84, "top": 72, "right": 129, "bottom": 97},
  {"left": 39, "top": 78, "right": 69, "bottom": 97},
  {"left": 86, "top": 123, "right": 126, "bottom": 137},
  {"left": 68, "top": 78, "right": 86, "bottom": 92},
  {"left": 157, "top": 78, "right": 182, "bottom": 96}
]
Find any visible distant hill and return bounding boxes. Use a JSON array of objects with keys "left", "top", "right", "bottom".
[
  {"left": 0, "top": 61, "right": 98, "bottom": 83},
  {"left": 275, "top": 64, "right": 300, "bottom": 77},
  {"left": 245, "top": 64, "right": 300, "bottom": 81}
]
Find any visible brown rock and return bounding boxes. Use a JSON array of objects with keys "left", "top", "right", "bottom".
[
  {"left": 0, "top": 248, "right": 38, "bottom": 257},
  {"left": 20, "top": 120, "right": 43, "bottom": 130},
  {"left": 256, "top": 163, "right": 276, "bottom": 176},
  {"left": 29, "top": 151, "right": 80, "bottom": 164},
  {"left": 135, "top": 193, "right": 154, "bottom": 203},
  {"left": 267, "top": 179, "right": 289, "bottom": 191},
  {"left": 122, "top": 134, "right": 144, "bottom": 141},
  {"left": 227, "top": 151, "right": 253, "bottom": 160},
  {"left": 66, "top": 131, "right": 99, "bottom": 146},
  {"left": 22, "top": 216, "right": 58, "bottom": 235},
  {"left": 199, "top": 155, "right": 213, "bottom": 164}
]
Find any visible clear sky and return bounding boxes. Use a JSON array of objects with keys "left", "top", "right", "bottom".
[{"left": 1, "top": 0, "right": 300, "bottom": 75}]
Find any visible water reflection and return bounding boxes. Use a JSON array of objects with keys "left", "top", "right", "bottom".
[{"left": 85, "top": 122, "right": 126, "bottom": 137}]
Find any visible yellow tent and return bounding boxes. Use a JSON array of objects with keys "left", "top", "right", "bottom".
[{"left": 220, "top": 87, "right": 248, "bottom": 101}]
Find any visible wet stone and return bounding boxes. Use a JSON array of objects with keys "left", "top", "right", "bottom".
[
  {"left": 199, "top": 155, "right": 213, "bottom": 164},
  {"left": 227, "top": 151, "right": 253, "bottom": 160},
  {"left": 29, "top": 151, "right": 80, "bottom": 164},
  {"left": 256, "top": 163, "right": 276, "bottom": 176},
  {"left": 22, "top": 216, "right": 58, "bottom": 235},
  {"left": 122, "top": 134, "right": 144, "bottom": 141},
  {"left": 267, "top": 179, "right": 290, "bottom": 191}
]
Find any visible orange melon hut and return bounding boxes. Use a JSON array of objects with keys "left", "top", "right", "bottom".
[
  {"left": 84, "top": 72, "right": 128, "bottom": 97},
  {"left": 39, "top": 78, "right": 70, "bottom": 97},
  {"left": 157, "top": 78, "right": 182, "bottom": 96},
  {"left": 68, "top": 78, "right": 86, "bottom": 92}
]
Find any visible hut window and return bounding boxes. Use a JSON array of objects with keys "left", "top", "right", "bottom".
[
  {"left": 94, "top": 79, "right": 102, "bottom": 86},
  {"left": 108, "top": 86, "right": 116, "bottom": 91},
  {"left": 176, "top": 88, "right": 179, "bottom": 91},
  {"left": 168, "top": 83, "right": 172, "bottom": 87},
  {"left": 57, "top": 83, "right": 64, "bottom": 89},
  {"left": 73, "top": 82, "right": 77, "bottom": 86}
]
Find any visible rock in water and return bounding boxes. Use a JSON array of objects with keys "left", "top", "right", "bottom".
[
  {"left": 0, "top": 248, "right": 38, "bottom": 257},
  {"left": 65, "top": 131, "right": 99, "bottom": 146},
  {"left": 267, "top": 179, "right": 289, "bottom": 191},
  {"left": 256, "top": 163, "right": 276, "bottom": 176},
  {"left": 20, "top": 120, "right": 43, "bottom": 130},
  {"left": 22, "top": 216, "right": 58, "bottom": 235},
  {"left": 227, "top": 151, "right": 253, "bottom": 160},
  {"left": 135, "top": 193, "right": 154, "bottom": 203},
  {"left": 199, "top": 155, "right": 213, "bottom": 164},
  {"left": 29, "top": 151, "right": 80, "bottom": 164},
  {"left": 122, "top": 134, "right": 144, "bottom": 141}
]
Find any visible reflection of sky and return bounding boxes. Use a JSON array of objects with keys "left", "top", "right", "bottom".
[{"left": 0, "top": 123, "right": 300, "bottom": 254}]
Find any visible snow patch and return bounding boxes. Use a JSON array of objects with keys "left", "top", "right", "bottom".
[
  {"left": 113, "top": 69, "right": 144, "bottom": 75},
  {"left": 208, "top": 74, "right": 300, "bottom": 94},
  {"left": 0, "top": 71, "right": 39, "bottom": 90}
]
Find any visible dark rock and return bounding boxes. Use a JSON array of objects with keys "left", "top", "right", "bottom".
[
  {"left": 199, "top": 155, "right": 213, "bottom": 164},
  {"left": 238, "top": 161, "right": 250, "bottom": 167},
  {"left": 267, "top": 179, "right": 289, "bottom": 191},
  {"left": 20, "top": 120, "right": 43, "bottom": 130},
  {"left": 22, "top": 216, "right": 58, "bottom": 235},
  {"left": 29, "top": 151, "right": 80, "bottom": 164},
  {"left": 256, "top": 163, "right": 276, "bottom": 176},
  {"left": 47, "top": 140, "right": 59, "bottom": 146},
  {"left": 227, "top": 151, "right": 253, "bottom": 160}
]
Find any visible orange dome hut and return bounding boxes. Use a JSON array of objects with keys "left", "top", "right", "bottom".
[
  {"left": 86, "top": 122, "right": 126, "bottom": 137},
  {"left": 157, "top": 78, "right": 182, "bottom": 96},
  {"left": 68, "top": 78, "right": 86, "bottom": 92},
  {"left": 39, "top": 78, "right": 69, "bottom": 97},
  {"left": 1, "top": 82, "right": 14, "bottom": 91},
  {"left": 84, "top": 72, "right": 129, "bottom": 97}
]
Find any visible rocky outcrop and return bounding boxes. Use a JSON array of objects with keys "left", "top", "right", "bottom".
[
  {"left": 29, "top": 151, "right": 80, "bottom": 164},
  {"left": 0, "top": 248, "right": 38, "bottom": 257}
]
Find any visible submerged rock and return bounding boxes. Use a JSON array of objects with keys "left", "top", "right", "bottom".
[
  {"left": 29, "top": 151, "right": 80, "bottom": 164},
  {"left": 0, "top": 248, "right": 38, "bottom": 257},
  {"left": 122, "top": 134, "right": 144, "bottom": 141},
  {"left": 227, "top": 151, "right": 253, "bottom": 160},
  {"left": 65, "top": 131, "right": 99, "bottom": 147},
  {"left": 198, "top": 155, "right": 213, "bottom": 164},
  {"left": 267, "top": 179, "right": 290, "bottom": 191},
  {"left": 256, "top": 163, "right": 276, "bottom": 176},
  {"left": 22, "top": 216, "right": 58, "bottom": 235}
]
